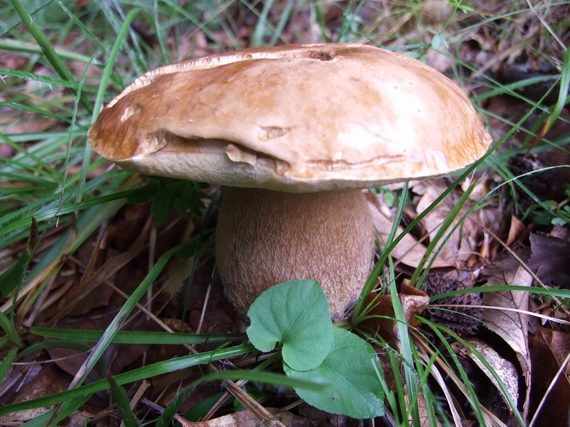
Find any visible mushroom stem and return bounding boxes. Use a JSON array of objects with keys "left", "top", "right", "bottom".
[{"left": 215, "top": 187, "right": 375, "bottom": 320}]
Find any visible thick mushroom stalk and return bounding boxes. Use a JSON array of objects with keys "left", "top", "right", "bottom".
[{"left": 216, "top": 188, "right": 375, "bottom": 320}]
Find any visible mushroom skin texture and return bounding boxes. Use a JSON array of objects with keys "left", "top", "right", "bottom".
[
  {"left": 88, "top": 43, "right": 492, "bottom": 320},
  {"left": 216, "top": 188, "right": 375, "bottom": 320}
]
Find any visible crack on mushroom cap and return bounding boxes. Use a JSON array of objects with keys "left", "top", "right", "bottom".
[
  {"left": 258, "top": 126, "right": 293, "bottom": 141},
  {"left": 120, "top": 104, "right": 142, "bottom": 122}
]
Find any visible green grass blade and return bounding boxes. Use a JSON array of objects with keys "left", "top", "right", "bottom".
[
  {"left": 108, "top": 376, "right": 139, "bottom": 427},
  {"left": 20, "top": 395, "right": 91, "bottom": 427},
  {"left": 544, "top": 46, "right": 570, "bottom": 133},
  {"left": 389, "top": 257, "right": 420, "bottom": 425},
  {"left": 0, "top": 101, "right": 73, "bottom": 124},
  {"left": 29, "top": 328, "right": 245, "bottom": 345},
  {"left": 251, "top": 0, "right": 274, "bottom": 47},
  {"left": 0, "top": 344, "right": 255, "bottom": 416},
  {"left": 0, "top": 185, "right": 136, "bottom": 240},
  {"left": 353, "top": 182, "right": 409, "bottom": 321},
  {"left": 268, "top": 0, "right": 295, "bottom": 46},
  {"left": 0, "top": 311, "right": 21, "bottom": 346},
  {"left": 152, "top": 0, "right": 172, "bottom": 64},
  {"left": 0, "top": 37, "right": 103, "bottom": 65},
  {"left": 56, "top": 0, "right": 107, "bottom": 54},
  {"left": 0, "top": 68, "right": 97, "bottom": 92},
  {"left": 0, "top": 217, "right": 37, "bottom": 301},
  {"left": 17, "top": 340, "right": 95, "bottom": 361},
  {"left": 0, "top": 346, "right": 19, "bottom": 384},
  {"left": 408, "top": 182, "right": 475, "bottom": 287}
]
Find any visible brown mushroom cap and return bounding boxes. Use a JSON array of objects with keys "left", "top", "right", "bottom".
[{"left": 88, "top": 43, "right": 491, "bottom": 193}]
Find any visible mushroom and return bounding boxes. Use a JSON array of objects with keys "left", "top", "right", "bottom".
[{"left": 88, "top": 43, "right": 491, "bottom": 320}]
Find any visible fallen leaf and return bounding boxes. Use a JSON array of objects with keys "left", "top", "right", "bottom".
[
  {"left": 362, "top": 281, "right": 430, "bottom": 349},
  {"left": 0, "top": 143, "right": 15, "bottom": 157},
  {"left": 297, "top": 403, "right": 352, "bottom": 427},
  {"left": 367, "top": 190, "right": 437, "bottom": 268},
  {"left": 481, "top": 249, "right": 532, "bottom": 419},
  {"left": 506, "top": 215, "right": 527, "bottom": 247},
  {"left": 528, "top": 327, "right": 570, "bottom": 426},
  {"left": 549, "top": 224, "right": 570, "bottom": 241},
  {"left": 367, "top": 177, "right": 503, "bottom": 270},
  {"left": 413, "top": 180, "right": 485, "bottom": 267},
  {"left": 417, "top": 391, "right": 443, "bottom": 427},
  {"left": 452, "top": 338, "right": 519, "bottom": 411},
  {"left": 0, "top": 364, "right": 69, "bottom": 424},
  {"left": 528, "top": 233, "right": 570, "bottom": 288},
  {"left": 185, "top": 408, "right": 313, "bottom": 426},
  {"left": 0, "top": 108, "right": 57, "bottom": 135},
  {"left": 532, "top": 328, "right": 570, "bottom": 373}
]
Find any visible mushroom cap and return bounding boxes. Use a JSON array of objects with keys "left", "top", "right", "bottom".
[{"left": 89, "top": 43, "right": 491, "bottom": 192}]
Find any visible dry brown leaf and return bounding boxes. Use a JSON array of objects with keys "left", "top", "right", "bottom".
[
  {"left": 481, "top": 250, "right": 532, "bottom": 418},
  {"left": 0, "top": 364, "right": 69, "bottom": 425},
  {"left": 549, "top": 224, "right": 570, "bottom": 241},
  {"left": 366, "top": 190, "right": 437, "bottom": 268},
  {"left": 452, "top": 338, "right": 519, "bottom": 411},
  {"left": 0, "top": 50, "right": 28, "bottom": 71},
  {"left": 184, "top": 408, "right": 313, "bottom": 427},
  {"left": 297, "top": 402, "right": 351, "bottom": 427},
  {"left": 528, "top": 233, "right": 570, "bottom": 289},
  {"left": 0, "top": 142, "right": 15, "bottom": 157},
  {"left": 417, "top": 391, "right": 443, "bottom": 427},
  {"left": 62, "top": 407, "right": 101, "bottom": 427},
  {"left": 528, "top": 327, "right": 570, "bottom": 426},
  {"left": 0, "top": 407, "right": 52, "bottom": 426},
  {"left": 506, "top": 215, "right": 527, "bottom": 247},
  {"left": 367, "top": 176, "right": 502, "bottom": 270},
  {"left": 532, "top": 328, "right": 570, "bottom": 375},
  {"left": 362, "top": 281, "right": 430, "bottom": 349},
  {"left": 413, "top": 180, "right": 483, "bottom": 266}
]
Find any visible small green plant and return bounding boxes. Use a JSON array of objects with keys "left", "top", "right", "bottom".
[
  {"left": 127, "top": 177, "right": 207, "bottom": 225},
  {"left": 523, "top": 184, "right": 570, "bottom": 227},
  {"left": 246, "top": 280, "right": 385, "bottom": 419}
]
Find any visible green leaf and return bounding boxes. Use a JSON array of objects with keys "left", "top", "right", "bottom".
[
  {"left": 431, "top": 33, "right": 444, "bottom": 49},
  {"left": 246, "top": 280, "right": 333, "bottom": 372},
  {"left": 284, "top": 327, "right": 384, "bottom": 419}
]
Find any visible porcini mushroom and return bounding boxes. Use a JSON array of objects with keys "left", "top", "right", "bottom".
[{"left": 88, "top": 43, "right": 491, "bottom": 320}]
